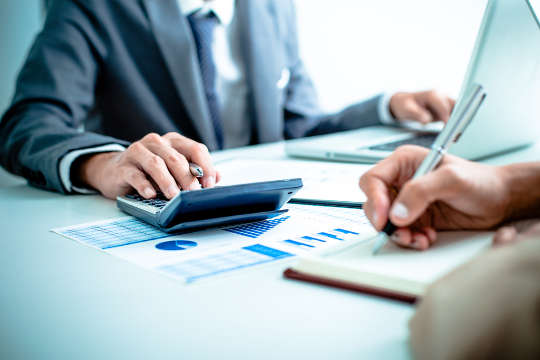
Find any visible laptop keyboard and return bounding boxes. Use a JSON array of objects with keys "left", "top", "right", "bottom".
[{"left": 368, "top": 133, "right": 438, "bottom": 152}]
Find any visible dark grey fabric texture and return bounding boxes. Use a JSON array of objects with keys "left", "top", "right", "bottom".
[{"left": 0, "top": 0, "right": 383, "bottom": 194}]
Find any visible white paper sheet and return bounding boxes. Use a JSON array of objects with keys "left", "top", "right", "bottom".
[
  {"left": 52, "top": 204, "right": 376, "bottom": 284},
  {"left": 216, "top": 158, "right": 372, "bottom": 204}
]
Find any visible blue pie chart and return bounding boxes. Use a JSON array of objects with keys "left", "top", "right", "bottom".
[{"left": 155, "top": 240, "right": 198, "bottom": 251}]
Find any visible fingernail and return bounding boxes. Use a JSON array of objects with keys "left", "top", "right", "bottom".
[
  {"left": 391, "top": 202, "right": 409, "bottom": 219},
  {"left": 373, "top": 212, "right": 379, "bottom": 227},
  {"left": 167, "top": 185, "right": 180, "bottom": 198},
  {"left": 207, "top": 176, "right": 216, "bottom": 188},
  {"left": 426, "top": 228, "right": 437, "bottom": 243},
  {"left": 190, "top": 182, "right": 202, "bottom": 191},
  {"left": 412, "top": 234, "right": 426, "bottom": 250},
  {"left": 390, "top": 233, "right": 400, "bottom": 244},
  {"left": 143, "top": 187, "right": 155, "bottom": 198}
]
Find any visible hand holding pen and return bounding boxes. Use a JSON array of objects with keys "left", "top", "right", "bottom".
[
  {"left": 362, "top": 85, "right": 486, "bottom": 254},
  {"left": 360, "top": 144, "right": 512, "bottom": 251}
]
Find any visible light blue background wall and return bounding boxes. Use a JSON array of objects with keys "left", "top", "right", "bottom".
[
  {"left": 0, "top": 1, "right": 42, "bottom": 114},
  {"left": 0, "top": 1, "right": 42, "bottom": 186},
  {"left": 0, "top": 0, "right": 488, "bottom": 185}
]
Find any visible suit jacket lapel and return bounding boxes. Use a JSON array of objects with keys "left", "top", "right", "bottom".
[
  {"left": 142, "top": 0, "right": 218, "bottom": 149},
  {"left": 236, "top": 0, "right": 283, "bottom": 143}
]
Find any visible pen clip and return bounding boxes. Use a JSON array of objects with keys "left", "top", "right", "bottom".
[
  {"left": 453, "top": 89, "right": 487, "bottom": 143},
  {"left": 437, "top": 84, "right": 486, "bottom": 148},
  {"left": 412, "top": 84, "right": 486, "bottom": 180}
]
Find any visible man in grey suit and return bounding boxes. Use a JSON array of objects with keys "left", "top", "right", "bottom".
[{"left": 0, "top": 0, "right": 453, "bottom": 200}]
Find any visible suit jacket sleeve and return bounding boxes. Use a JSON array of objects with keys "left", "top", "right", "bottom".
[
  {"left": 0, "top": 0, "right": 128, "bottom": 193},
  {"left": 278, "top": 0, "right": 385, "bottom": 140}
]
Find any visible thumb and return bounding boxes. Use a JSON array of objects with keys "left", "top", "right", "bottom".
[{"left": 389, "top": 169, "right": 455, "bottom": 227}]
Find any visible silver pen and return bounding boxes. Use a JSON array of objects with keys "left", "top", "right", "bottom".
[
  {"left": 189, "top": 162, "right": 204, "bottom": 178},
  {"left": 372, "top": 84, "right": 487, "bottom": 255}
]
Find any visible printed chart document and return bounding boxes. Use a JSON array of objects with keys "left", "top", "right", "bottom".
[
  {"left": 285, "top": 231, "right": 492, "bottom": 303},
  {"left": 216, "top": 158, "right": 372, "bottom": 205},
  {"left": 52, "top": 204, "right": 376, "bottom": 284}
]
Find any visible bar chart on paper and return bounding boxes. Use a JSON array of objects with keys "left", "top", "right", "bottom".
[
  {"left": 282, "top": 227, "right": 366, "bottom": 251},
  {"left": 159, "top": 244, "right": 294, "bottom": 283},
  {"left": 224, "top": 216, "right": 291, "bottom": 238},
  {"left": 217, "top": 204, "right": 374, "bottom": 255},
  {"left": 52, "top": 203, "right": 376, "bottom": 284},
  {"left": 155, "top": 205, "right": 375, "bottom": 282}
]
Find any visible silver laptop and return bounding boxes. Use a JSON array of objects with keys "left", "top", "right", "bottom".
[{"left": 286, "top": 0, "right": 540, "bottom": 163}]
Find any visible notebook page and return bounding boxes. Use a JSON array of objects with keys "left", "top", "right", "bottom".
[{"left": 329, "top": 231, "right": 492, "bottom": 284}]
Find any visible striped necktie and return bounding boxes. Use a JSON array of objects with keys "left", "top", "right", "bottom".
[{"left": 187, "top": 11, "right": 224, "bottom": 149}]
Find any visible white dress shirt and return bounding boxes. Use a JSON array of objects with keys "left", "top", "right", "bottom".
[{"left": 59, "top": 0, "right": 395, "bottom": 193}]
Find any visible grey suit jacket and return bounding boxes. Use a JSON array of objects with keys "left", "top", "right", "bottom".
[{"left": 0, "top": 0, "right": 384, "bottom": 193}]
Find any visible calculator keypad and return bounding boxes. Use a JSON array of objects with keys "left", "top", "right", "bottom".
[{"left": 125, "top": 192, "right": 169, "bottom": 209}]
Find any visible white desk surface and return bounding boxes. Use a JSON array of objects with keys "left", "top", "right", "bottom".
[{"left": 2, "top": 140, "right": 539, "bottom": 360}]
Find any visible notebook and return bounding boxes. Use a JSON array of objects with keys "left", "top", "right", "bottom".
[{"left": 284, "top": 231, "right": 492, "bottom": 303}]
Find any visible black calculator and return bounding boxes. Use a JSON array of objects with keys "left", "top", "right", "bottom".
[{"left": 117, "top": 179, "right": 303, "bottom": 233}]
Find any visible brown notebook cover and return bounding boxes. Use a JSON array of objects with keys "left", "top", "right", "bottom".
[{"left": 283, "top": 268, "right": 418, "bottom": 304}]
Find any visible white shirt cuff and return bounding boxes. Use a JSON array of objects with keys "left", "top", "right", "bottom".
[
  {"left": 59, "top": 144, "right": 126, "bottom": 194},
  {"left": 378, "top": 93, "right": 397, "bottom": 125}
]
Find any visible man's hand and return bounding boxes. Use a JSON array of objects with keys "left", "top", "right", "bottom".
[
  {"left": 390, "top": 90, "right": 455, "bottom": 124},
  {"left": 359, "top": 145, "right": 511, "bottom": 250},
  {"left": 75, "top": 132, "right": 220, "bottom": 200}
]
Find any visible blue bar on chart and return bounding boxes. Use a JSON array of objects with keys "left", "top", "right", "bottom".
[
  {"left": 283, "top": 239, "right": 316, "bottom": 249},
  {"left": 302, "top": 236, "right": 326, "bottom": 243},
  {"left": 318, "top": 232, "right": 345, "bottom": 241},
  {"left": 224, "top": 216, "right": 290, "bottom": 239},
  {"left": 334, "top": 228, "right": 359, "bottom": 235},
  {"left": 243, "top": 244, "right": 293, "bottom": 258}
]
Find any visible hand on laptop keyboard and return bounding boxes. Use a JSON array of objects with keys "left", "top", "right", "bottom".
[{"left": 389, "top": 91, "right": 455, "bottom": 124}]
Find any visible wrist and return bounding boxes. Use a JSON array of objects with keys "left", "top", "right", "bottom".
[
  {"left": 498, "top": 163, "right": 540, "bottom": 221},
  {"left": 388, "top": 93, "right": 403, "bottom": 120},
  {"left": 72, "top": 152, "right": 116, "bottom": 190}
]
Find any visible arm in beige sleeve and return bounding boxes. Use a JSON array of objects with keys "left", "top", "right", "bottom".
[{"left": 409, "top": 237, "right": 540, "bottom": 360}]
